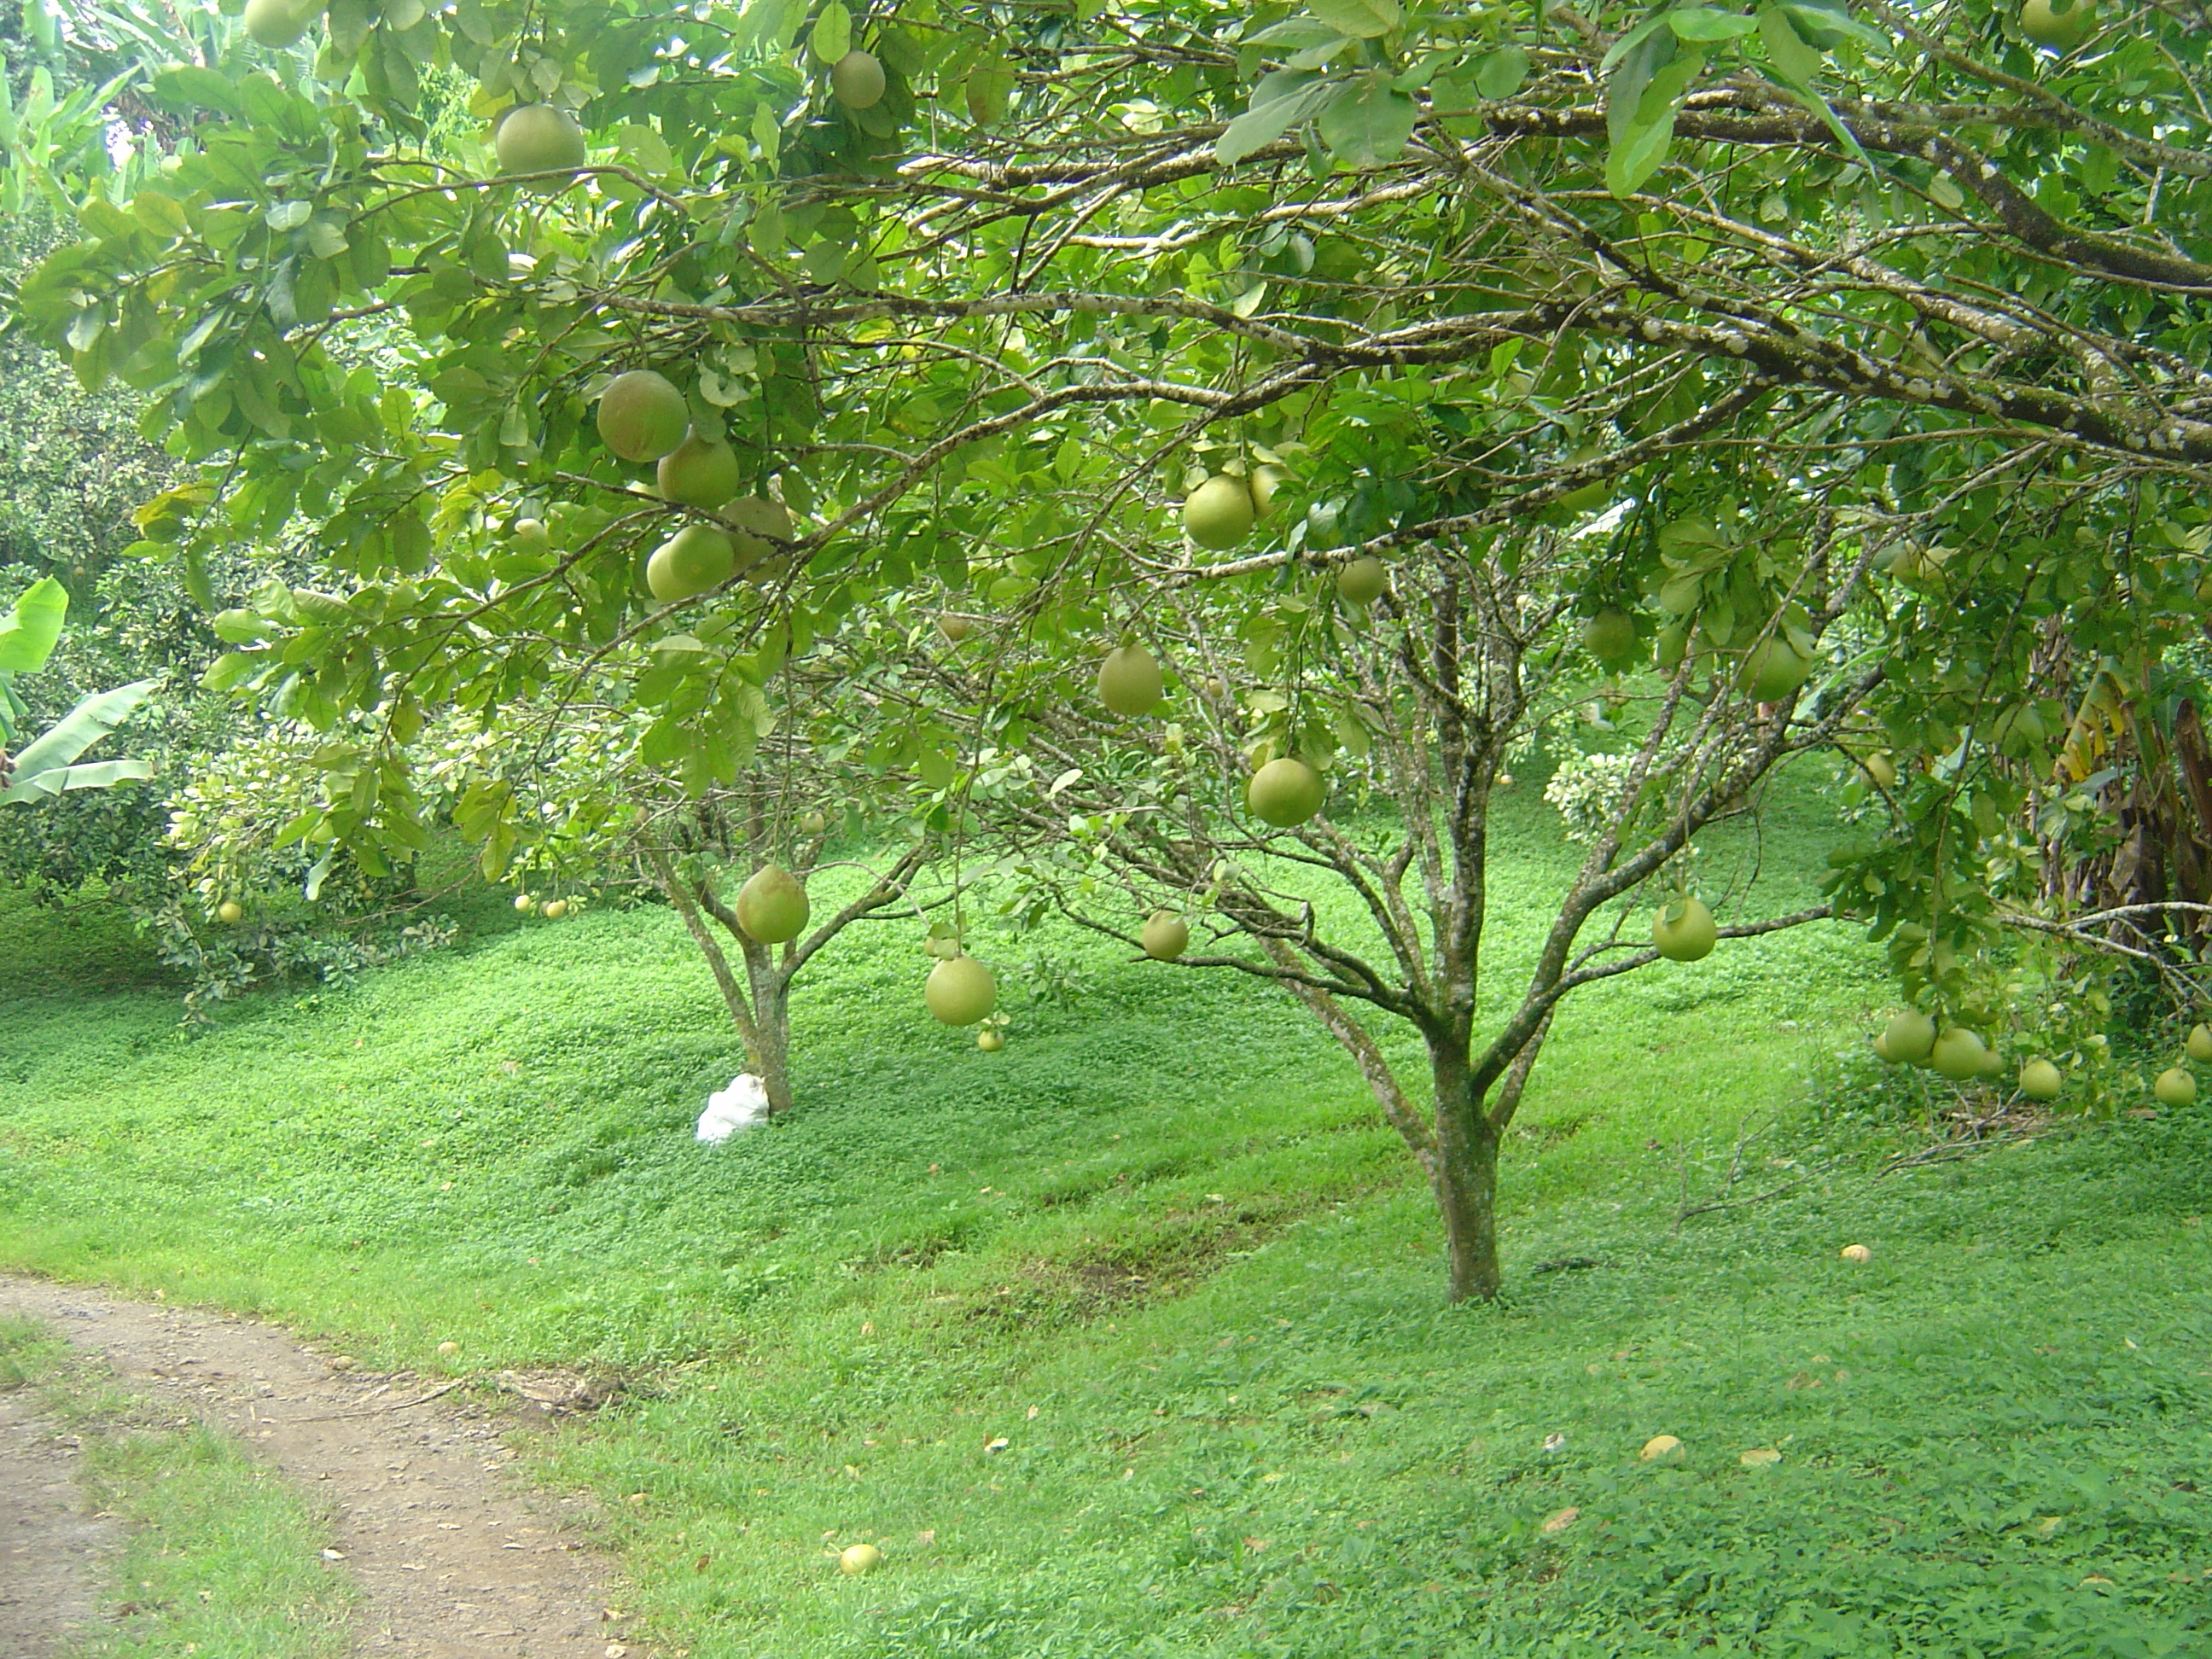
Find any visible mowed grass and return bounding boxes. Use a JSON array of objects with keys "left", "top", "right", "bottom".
[
  {"left": 0, "top": 1318, "right": 354, "bottom": 1658},
  {"left": 4, "top": 774, "right": 2210, "bottom": 1656}
]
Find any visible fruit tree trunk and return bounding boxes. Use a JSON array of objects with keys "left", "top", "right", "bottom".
[
  {"left": 1430, "top": 1043, "right": 1502, "bottom": 1302},
  {"left": 742, "top": 947, "right": 796, "bottom": 1117}
]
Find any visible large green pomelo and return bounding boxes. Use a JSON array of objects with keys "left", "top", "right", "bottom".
[
  {"left": 646, "top": 524, "right": 736, "bottom": 602},
  {"left": 597, "top": 370, "right": 690, "bottom": 463},
  {"left": 1097, "top": 644, "right": 1163, "bottom": 718},
  {"left": 2155, "top": 1065, "right": 2196, "bottom": 1108},
  {"left": 2019, "top": 0, "right": 2093, "bottom": 49},
  {"left": 1652, "top": 895, "right": 1716, "bottom": 962},
  {"left": 1247, "top": 757, "right": 1324, "bottom": 828},
  {"left": 244, "top": 0, "right": 313, "bottom": 48},
  {"left": 1142, "top": 911, "right": 1190, "bottom": 961},
  {"left": 926, "top": 956, "right": 997, "bottom": 1026},
  {"left": 736, "top": 864, "right": 810, "bottom": 944},
  {"left": 657, "top": 433, "right": 743, "bottom": 508},
  {"left": 1249, "top": 465, "right": 1284, "bottom": 520},
  {"left": 1740, "top": 637, "right": 1812, "bottom": 703},
  {"left": 1336, "top": 556, "right": 1387, "bottom": 606},
  {"left": 1582, "top": 610, "right": 1637, "bottom": 667},
  {"left": 2019, "top": 1057, "right": 2063, "bottom": 1100},
  {"left": 2190, "top": 1022, "right": 2212, "bottom": 1062},
  {"left": 1883, "top": 1010, "right": 1936, "bottom": 1066},
  {"left": 830, "top": 49, "right": 887, "bottom": 109},
  {"left": 496, "top": 103, "right": 588, "bottom": 176},
  {"left": 1183, "top": 475, "right": 1255, "bottom": 550},
  {"left": 1930, "top": 1027, "right": 1988, "bottom": 1081},
  {"left": 727, "top": 496, "right": 794, "bottom": 579}
]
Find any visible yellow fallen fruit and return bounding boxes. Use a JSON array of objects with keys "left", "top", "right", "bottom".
[
  {"left": 1840, "top": 1243, "right": 1872, "bottom": 1263},
  {"left": 1540, "top": 1506, "right": 1579, "bottom": 1534},
  {"left": 1639, "top": 1434, "right": 1684, "bottom": 1462},
  {"left": 839, "top": 1542, "right": 883, "bottom": 1575},
  {"left": 1739, "top": 1447, "right": 1781, "bottom": 1467}
]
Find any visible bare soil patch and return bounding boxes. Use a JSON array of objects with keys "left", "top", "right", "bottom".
[
  {"left": 0, "top": 1275, "right": 647, "bottom": 1658},
  {"left": 0, "top": 1385, "right": 117, "bottom": 1656}
]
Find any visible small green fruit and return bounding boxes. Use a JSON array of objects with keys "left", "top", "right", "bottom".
[
  {"left": 1740, "top": 637, "right": 1812, "bottom": 704},
  {"left": 977, "top": 1029, "right": 1004, "bottom": 1052},
  {"left": 736, "top": 865, "right": 810, "bottom": 945},
  {"left": 597, "top": 370, "right": 690, "bottom": 463},
  {"left": 1883, "top": 1010, "right": 1936, "bottom": 1066},
  {"left": 800, "top": 809, "right": 828, "bottom": 835},
  {"left": 1142, "top": 911, "right": 1190, "bottom": 961},
  {"left": 510, "top": 517, "right": 553, "bottom": 552},
  {"left": 1183, "top": 475, "right": 1255, "bottom": 550},
  {"left": 1247, "top": 757, "right": 1325, "bottom": 828},
  {"left": 243, "top": 0, "right": 314, "bottom": 49},
  {"left": 217, "top": 899, "right": 245, "bottom": 925},
  {"left": 838, "top": 1541, "right": 884, "bottom": 1575},
  {"left": 1097, "top": 644, "right": 1164, "bottom": 718},
  {"left": 830, "top": 49, "right": 886, "bottom": 109},
  {"left": 1249, "top": 464, "right": 1284, "bottom": 519},
  {"left": 938, "top": 614, "right": 972, "bottom": 643},
  {"left": 1652, "top": 896, "right": 1716, "bottom": 962},
  {"left": 2187, "top": 1022, "right": 2212, "bottom": 1062},
  {"left": 656, "top": 433, "right": 743, "bottom": 509},
  {"left": 1860, "top": 752, "right": 1897, "bottom": 789},
  {"left": 1336, "top": 556, "right": 1388, "bottom": 606},
  {"left": 1581, "top": 610, "right": 1637, "bottom": 667},
  {"left": 2020, "top": 0, "right": 2093, "bottom": 49},
  {"left": 647, "top": 524, "right": 736, "bottom": 602},
  {"left": 926, "top": 955, "right": 997, "bottom": 1026},
  {"left": 2019, "top": 1057, "right": 2063, "bottom": 1100},
  {"left": 1639, "top": 1434, "right": 1685, "bottom": 1463},
  {"left": 1930, "top": 1027, "right": 1988, "bottom": 1081},
  {"left": 495, "top": 103, "right": 588, "bottom": 177},
  {"left": 514, "top": 894, "right": 537, "bottom": 913},
  {"left": 2155, "top": 1066, "right": 2196, "bottom": 1108}
]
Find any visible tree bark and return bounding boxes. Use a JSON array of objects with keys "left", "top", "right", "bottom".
[
  {"left": 742, "top": 939, "right": 796, "bottom": 1117},
  {"left": 1429, "top": 1040, "right": 1502, "bottom": 1302}
]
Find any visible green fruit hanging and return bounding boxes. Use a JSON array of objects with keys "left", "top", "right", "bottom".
[
  {"left": 1097, "top": 644, "right": 1164, "bottom": 718},
  {"left": 830, "top": 49, "right": 887, "bottom": 109},
  {"left": 495, "top": 103, "right": 589, "bottom": 177},
  {"left": 1336, "top": 556, "right": 1387, "bottom": 606},
  {"left": 2187, "top": 1022, "right": 2212, "bottom": 1062},
  {"left": 1249, "top": 464, "right": 1284, "bottom": 519},
  {"left": 243, "top": 0, "right": 314, "bottom": 48},
  {"left": 1883, "top": 1010, "right": 1936, "bottom": 1066},
  {"left": 217, "top": 899, "right": 245, "bottom": 924},
  {"left": 977, "top": 1029, "right": 1005, "bottom": 1052},
  {"left": 657, "top": 433, "right": 743, "bottom": 508},
  {"left": 1929, "top": 1027, "right": 1988, "bottom": 1081},
  {"left": 1142, "top": 911, "right": 1190, "bottom": 961},
  {"left": 2155, "top": 1066, "right": 2196, "bottom": 1108},
  {"left": 1581, "top": 610, "right": 1637, "bottom": 667},
  {"left": 2018, "top": 1057, "right": 2063, "bottom": 1100},
  {"left": 736, "top": 865, "right": 810, "bottom": 945},
  {"left": 1652, "top": 896, "right": 1717, "bottom": 962},
  {"left": 597, "top": 370, "right": 690, "bottom": 463},
  {"left": 2019, "top": 0, "right": 2093, "bottom": 49},
  {"left": 926, "top": 956, "right": 997, "bottom": 1026},
  {"left": 1246, "top": 757, "right": 1325, "bottom": 828},
  {"left": 1739, "top": 637, "right": 1812, "bottom": 703},
  {"left": 646, "top": 524, "right": 736, "bottom": 602},
  {"left": 1183, "top": 475, "right": 1255, "bottom": 550}
]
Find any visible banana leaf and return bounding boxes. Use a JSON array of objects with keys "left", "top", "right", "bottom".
[
  {"left": 1, "top": 679, "right": 157, "bottom": 805},
  {"left": 0, "top": 577, "right": 68, "bottom": 673}
]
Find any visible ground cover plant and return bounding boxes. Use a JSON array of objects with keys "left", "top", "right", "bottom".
[
  {"left": 6, "top": 773, "right": 2210, "bottom": 1656},
  {"left": 0, "top": 1317, "right": 355, "bottom": 1659}
]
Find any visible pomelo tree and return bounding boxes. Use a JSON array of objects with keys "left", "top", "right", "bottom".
[{"left": 13, "top": 0, "right": 2212, "bottom": 1293}]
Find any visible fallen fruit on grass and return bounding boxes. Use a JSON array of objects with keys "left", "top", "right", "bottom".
[
  {"left": 2189, "top": 1023, "right": 2212, "bottom": 1062},
  {"left": 1142, "top": 911, "right": 1190, "bottom": 961},
  {"left": 1840, "top": 1243, "right": 1872, "bottom": 1263},
  {"left": 2155, "top": 1066, "right": 2196, "bottom": 1108},
  {"left": 1739, "top": 1447, "right": 1782, "bottom": 1467},
  {"left": 217, "top": 900, "right": 245, "bottom": 924},
  {"left": 839, "top": 1542, "right": 884, "bottom": 1575},
  {"left": 1652, "top": 896, "right": 1717, "bottom": 962},
  {"left": 436, "top": 1341, "right": 460, "bottom": 1356},
  {"left": 2019, "top": 1057, "right": 2063, "bottom": 1100},
  {"left": 925, "top": 955, "right": 996, "bottom": 1026},
  {"left": 1097, "top": 643, "right": 1164, "bottom": 718},
  {"left": 1639, "top": 1435, "right": 1684, "bottom": 1463},
  {"left": 1540, "top": 1506, "right": 1579, "bottom": 1534},
  {"left": 1247, "top": 757, "right": 1325, "bottom": 828},
  {"left": 1930, "top": 1027, "right": 1989, "bottom": 1081},
  {"left": 977, "top": 1030, "right": 1004, "bottom": 1052},
  {"left": 1336, "top": 556, "right": 1388, "bottom": 606},
  {"left": 736, "top": 865, "right": 810, "bottom": 945},
  {"left": 1883, "top": 1010, "right": 1936, "bottom": 1066}
]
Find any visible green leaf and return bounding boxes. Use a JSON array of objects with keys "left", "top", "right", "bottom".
[
  {"left": 1317, "top": 73, "right": 1417, "bottom": 168},
  {"left": 1474, "top": 45, "right": 1529, "bottom": 98},
  {"left": 812, "top": 1, "right": 852, "bottom": 65},
  {"left": 0, "top": 576, "right": 67, "bottom": 672},
  {"left": 1217, "top": 78, "right": 1333, "bottom": 166},
  {"left": 1757, "top": 5, "right": 1823, "bottom": 82},
  {"left": 1, "top": 679, "right": 155, "bottom": 804},
  {"left": 1307, "top": 0, "right": 1400, "bottom": 38},
  {"left": 1668, "top": 7, "right": 1760, "bottom": 39}
]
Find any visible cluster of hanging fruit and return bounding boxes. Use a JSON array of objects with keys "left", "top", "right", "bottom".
[{"left": 1873, "top": 1009, "right": 2061, "bottom": 1097}]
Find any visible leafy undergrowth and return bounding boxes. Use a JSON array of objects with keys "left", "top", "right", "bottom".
[
  {"left": 4, "top": 779, "right": 2209, "bottom": 1655},
  {"left": 0, "top": 1318, "right": 355, "bottom": 1658}
]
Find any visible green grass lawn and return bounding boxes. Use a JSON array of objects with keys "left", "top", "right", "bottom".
[{"left": 3, "top": 777, "right": 2209, "bottom": 1656}]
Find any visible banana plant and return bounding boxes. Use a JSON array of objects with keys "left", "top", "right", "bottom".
[{"left": 0, "top": 575, "right": 154, "bottom": 806}]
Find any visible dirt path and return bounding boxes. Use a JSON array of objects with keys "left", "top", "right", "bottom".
[
  {"left": 0, "top": 1275, "right": 645, "bottom": 1658},
  {"left": 0, "top": 1386, "right": 118, "bottom": 1656}
]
